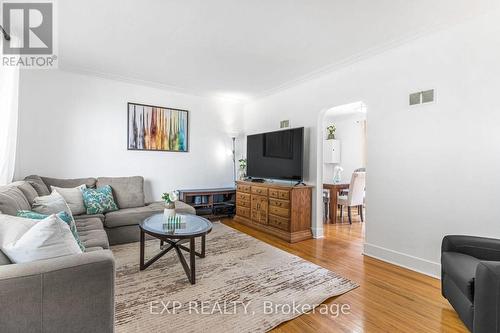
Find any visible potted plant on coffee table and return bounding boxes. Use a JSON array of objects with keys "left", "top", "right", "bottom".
[{"left": 162, "top": 190, "right": 179, "bottom": 218}]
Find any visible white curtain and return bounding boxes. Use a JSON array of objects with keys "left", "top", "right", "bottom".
[{"left": 0, "top": 63, "right": 20, "bottom": 185}]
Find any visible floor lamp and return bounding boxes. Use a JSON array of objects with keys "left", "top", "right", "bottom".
[{"left": 232, "top": 137, "right": 236, "bottom": 184}]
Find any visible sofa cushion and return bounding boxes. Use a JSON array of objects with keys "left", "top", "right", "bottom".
[
  {"left": 0, "top": 215, "right": 35, "bottom": 265},
  {"left": 174, "top": 200, "right": 196, "bottom": 215},
  {"left": 11, "top": 181, "right": 38, "bottom": 205},
  {"left": 78, "top": 230, "right": 109, "bottom": 250},
  {"left": 2, "top": 214, "right": 83, "bottom": 264},
  {"left": 81, "top": 186, "right": 118, "bottom": 214},
  {"left": 104, "top": 202, "right": 163, "bottom": 228},
  {"left": 17, "top": 210, "right": 85, "bottom": 252},
  {"left": 0, "top": 185, "right": 31, "bottom": 215},
  {"left": 51, "top": 184, "right": 86, "bottom": 215},
  {"left": 96, "top": 176, "right": 145, "bottom": 209},
  {"left": 75, "top": 217, "right": 109, "bottom": 249},
  {"left": 442, "top": 251, "right": 480, "bottom": 302},
  {"left": 74, "top": 213, "right": 105, "bottom": 222},
  {"left": 41, "top": 176, "right": 97, "bottom": 189},
  {"left": 103, "top": 201, "right": 195, "bottom": 228},
  {"left": 32, "top": 191, "right": 71, "bottom": 216},
  {"left": 24, "top": 175, "right": 50, "bottom": 196},
  {"left": 75, "top": 217, "right": 104, "bottom": 232}
]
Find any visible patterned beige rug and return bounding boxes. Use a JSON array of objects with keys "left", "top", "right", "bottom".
[{"left": 112, "top": 222, "right": 358, "bottom": 333}]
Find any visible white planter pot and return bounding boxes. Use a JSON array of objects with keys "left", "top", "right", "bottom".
[{"left": 164, "top": 204, "right": 176, "bottom": 218}]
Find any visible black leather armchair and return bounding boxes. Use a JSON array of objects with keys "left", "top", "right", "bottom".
[{"left": 441, "top": 235, "right": 500, "bottom": 332}]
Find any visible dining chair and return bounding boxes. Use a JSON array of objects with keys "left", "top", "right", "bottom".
[
  {"left": 338, "top": 171, "right": 366, "bottom": 224},
  {"left": 339, "top": 167, "right": 365, "bottom": 196},
  {"left": 322, "top": 189, "right": 330, "bottom": 221}
]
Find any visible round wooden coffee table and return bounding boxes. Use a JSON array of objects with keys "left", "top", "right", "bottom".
[{"left": 139, "top": 213, "right": 212, "bottom": 284}]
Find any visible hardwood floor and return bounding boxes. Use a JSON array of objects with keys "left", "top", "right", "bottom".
[{"left": 222, "top": 218, "right": 467, "bottom": 333}]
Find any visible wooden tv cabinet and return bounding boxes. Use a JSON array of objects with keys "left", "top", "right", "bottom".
[{"left": 233, "top": 180, "right": 313, "bottom": 243}]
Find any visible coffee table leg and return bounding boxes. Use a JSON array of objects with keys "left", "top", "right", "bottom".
[
  {"left": 140, "top": 229, "right": 145, "bottom": 270},
  {"left": 201, "top": 235, "right": 206, "bottom": 258},
  {"left": 190, "top": 238, "right": 196, "bottom": 284}
]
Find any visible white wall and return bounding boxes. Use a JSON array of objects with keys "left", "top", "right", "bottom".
[
  {"left": 16, "top": 70, "right": 245, "bottom": 202},
  {"left": 322, "top": 111, "right": 366, "bottom": 183},
  {"left": 243, "top": 9, "right": 500, "bottom": 277}
]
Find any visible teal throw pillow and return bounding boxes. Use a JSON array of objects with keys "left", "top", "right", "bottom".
[
  {"left": 16, "top": 210, "right": 85, "bottom": 251},
  {"left": 81, "top": 185, "right": 118, "bottom": 214}
]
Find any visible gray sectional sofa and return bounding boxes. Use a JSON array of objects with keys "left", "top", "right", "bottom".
[
  {"left": 25, "top": 175, "right": 195, "bottom": 245},
  {"left": 0, "top": 175, "right": 195, "bottom": 333}
]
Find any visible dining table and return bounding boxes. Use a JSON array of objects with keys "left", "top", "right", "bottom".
[{"left": 323, "top": 182, "right": 350, "bottom": 224}]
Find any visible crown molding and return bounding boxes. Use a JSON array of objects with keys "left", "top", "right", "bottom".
[
  {"left": 253, "top": 15, "right": 480, "bottom": 100},
  {"left": 58, "top": 65, "right": 205, "bottom": 96},
  {"left": 58, "top": 9, "right": 488, "bottom": 105},
  {"left": 57, "top": 66, "right": 253, "bottom": 104}
]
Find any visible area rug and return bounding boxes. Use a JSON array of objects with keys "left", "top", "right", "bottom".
[{"left": 112, "top": 222, "right": 358, "bottom": 333}]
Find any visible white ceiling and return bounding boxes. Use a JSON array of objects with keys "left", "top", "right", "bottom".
[{"left": 58, "top": 0, "right": 496, "bottom": 100}]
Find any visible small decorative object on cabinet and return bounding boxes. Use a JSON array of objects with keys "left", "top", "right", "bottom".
[
  {"left": 323, "top": 139, "right": 341, "bottom": 163},
  {"left": 179, "top": 188, "right": 236, "bottom": 220},
  {"left": 333, "top": 165, "right": 343, "bottom": 184},
  {"left": 238, "top": 158, "right": 247, "bottom": 180},
  {"left": 162, "top": 190, "right": 179, "bottom": 218},
  {"left": 326, "top": 124, "right": 336, "bottom": 140},
  {"left": 234, "top": 181, "right": 313, "bottom": 243}
]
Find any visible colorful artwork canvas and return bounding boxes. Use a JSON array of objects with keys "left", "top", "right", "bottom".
[{"left": 128, "top": 103, "right": 188, "bottom": 152}]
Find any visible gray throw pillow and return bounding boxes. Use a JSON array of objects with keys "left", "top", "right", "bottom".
[
  {"left": 42, "top": 176, "right": 97, "bottom": 189},
  {"left": 24, "top": 175, "right": 50, "bottom": 196},
  {"left": 32, "top": 191, "right": 71, "bottom": 216},
  {"left": 51, "top": 185, "right": 86, "bottom": 215},
  {"left": 96, "top": 176, "right": 145, "bottom": 208},
  {"left": 12, "top": 181, "right": 38, "bottom": 205},
  {"left": 0, "top": 185, "right": 31, "bottom": 215}
]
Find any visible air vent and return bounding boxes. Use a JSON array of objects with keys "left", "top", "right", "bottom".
[{"left": 409, "top": 89, "right": 435, "bottom": 106}]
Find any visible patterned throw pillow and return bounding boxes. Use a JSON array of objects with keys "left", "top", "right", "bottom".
[
  {"left": 17, "top": 210, "right": 85, "bottom": 251},
  {"left": 81, "top": 185, "right": 118, "bottom": 215}
]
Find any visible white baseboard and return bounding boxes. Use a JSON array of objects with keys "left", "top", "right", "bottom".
[
  {"left": 363, "top": 243, "right": 441, "bottom": 279},
  {"left": 311, "top": 227, "right": 324, "bottom": 239}
]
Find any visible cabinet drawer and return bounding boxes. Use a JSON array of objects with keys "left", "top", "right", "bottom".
[
  {"left": 277, "top": 190, "right": 290, "bottom": 200},
  {"left": 236, "top": 198, "right": 251, "bottom": 208},
  {"left": 268, "top": 214, "right": 290, "bottom": 231},
  {"left": 236, "top": 206, "right": 250, "bottom": 218},
  {"left": 269, "top": 205, "right": 290, "bottom": 218},
  {"left": 269, "top": 189, "right": 290, "bottom": 200},
  {"left": 251, "top": 186, "right": 268, "bottom": 196},
  {"left": 269, "top": 198, "right": 290, "bottom": 209},
  {"left": 269, "top": 189, "right": 279, "bottom": 198},
  {"left": 236, "top": 192, "right": 251, "bottom": 202},
  {"left": 237, "top": 184, "right": 251, "bottom": 193}
]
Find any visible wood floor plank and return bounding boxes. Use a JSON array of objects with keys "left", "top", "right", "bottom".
[{"left": 222, "top": 218, "right": 467, "bottom": 333}]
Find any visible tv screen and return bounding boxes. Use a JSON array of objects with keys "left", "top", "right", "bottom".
[{"left": 246, "top": 127, "right": 304, "bottom": 181}]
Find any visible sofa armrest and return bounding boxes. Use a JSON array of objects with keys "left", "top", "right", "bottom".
[
  {"left": 0, "top": 250, "right": 115, "bottom": 333},
  {"left": 442, "top": 235, "right": 500, "bottom": 261},
  {"left": 474, "top": 261, "right": 500, "bottom": 333}
]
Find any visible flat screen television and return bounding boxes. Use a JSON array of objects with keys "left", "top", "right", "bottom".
[{"left": 246, "top": 127, "right": 304, "bottom": 181}]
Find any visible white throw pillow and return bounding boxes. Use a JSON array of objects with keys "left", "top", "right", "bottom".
[
  {"left": 2, "top": 214, "right": 82, "bottom": 263},
  {"left": 32, "top": 191, "right": 71, "bottom": 215},
  {"left": 50, "top": 185, "right": 86, "bottom": 215},
  {"left": 0, "top": 214, "right": 36, "bottom": 249}
]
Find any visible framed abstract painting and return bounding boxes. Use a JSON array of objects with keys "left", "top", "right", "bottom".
[{"left": 127, "top": 102, "right": 189, "bottom": 152}]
